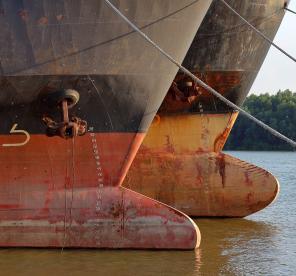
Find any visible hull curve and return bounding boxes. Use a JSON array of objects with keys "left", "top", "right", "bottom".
[
  {"left": 124, "top": 0, "right": 286, "bottom": 218},
  {"left": 0, "top": 0, "right": 212, "bottom": 248}
]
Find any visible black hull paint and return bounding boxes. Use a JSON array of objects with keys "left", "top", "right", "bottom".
[
  {"left": 0, "top": 74, "right": 164, "bottom": 134},
  {"left": 0, "top": 0, "right": 212, "bottom": 134},
  {"left": 166, "top": 0, "right": 287, "bottom": 113}
]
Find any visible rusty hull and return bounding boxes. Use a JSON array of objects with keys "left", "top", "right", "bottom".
[
  {"left": 0, "top": 0, "right": 214, "bottom": 249},
  {"left": 183, "top": 0, "right": 287, "bottom": 110},
  {"left": 161, "top": 0, "right": 287, "bottom": 114},
  {"left": 0, "top": 133, "right": 200, "bottom": 249},
  {"left": 0, "top": 186, "right": 200, "bottom": 249},
  {"left": 123, "top": 0, "right": 287, "bottom": 218},
  {"left": 140, "top": 112, "right": 239, "bottom": 153},
  {"left": 124, "top": 113, "right": 280, "bottom": 217}
]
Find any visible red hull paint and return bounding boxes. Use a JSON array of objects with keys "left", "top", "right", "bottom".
[
  {"left": 0, "top": 133, "right": 144, "bottom": 189},
  {"left": 0, "top": 187, "right": 199, "bottom": 249},
  {"left": 0, "top": 133, "right": 200, "bottom": 249}
]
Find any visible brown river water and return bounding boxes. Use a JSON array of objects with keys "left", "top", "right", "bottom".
[{"left": 0, "top": 151, "right": 295, "bottom": 276}]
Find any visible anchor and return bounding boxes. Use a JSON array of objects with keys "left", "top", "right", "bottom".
[{"left": 42, "top": 89, "right": 87, "bottom": 139}]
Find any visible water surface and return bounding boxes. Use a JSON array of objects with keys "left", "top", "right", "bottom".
[{"left": 0, "top": 152, "right": 295, "bottom": 275}]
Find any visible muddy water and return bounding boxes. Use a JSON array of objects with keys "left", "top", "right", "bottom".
[{"left": 0, "top": 152, "right": 295, "bottom": 276}]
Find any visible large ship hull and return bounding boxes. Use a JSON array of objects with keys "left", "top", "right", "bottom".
[
  {"left": 125, "top": 114, "right": 280, "bottom": 217},
  {"left": 124, "top": 0, "right": 286, "bottom": 217},
  {"left": 0, "top": 0, "right": 212, "bottom": 248}
]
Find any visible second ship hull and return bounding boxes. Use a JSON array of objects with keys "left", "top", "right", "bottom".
[{"left": 124, "top": 0, "right": 286, "bottom": 217}]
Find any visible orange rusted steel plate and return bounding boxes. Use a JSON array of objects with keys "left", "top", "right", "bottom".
[
  {"left": 0, "top": 133, "right": 200, "bottom": 249},
  {"left": 139, "top": 112, "right": 238, "bottom": 153},
  {"left": 125, "top": 151, "right": 279, "bottom": 218},
  {"left": 124, "top": 113, "right": 279, "bottom": 217}
]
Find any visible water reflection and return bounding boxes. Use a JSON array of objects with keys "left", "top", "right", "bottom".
[
  {"left": 197, "top": 219, "right": 279, "bottom": 275},
  {"left": 0, "top": 248, "right": 199, "bottom": 276}
]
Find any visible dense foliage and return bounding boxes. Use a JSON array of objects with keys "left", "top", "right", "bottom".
[{"left": 224, "top": 90, "right": 296, "bottom": 151}]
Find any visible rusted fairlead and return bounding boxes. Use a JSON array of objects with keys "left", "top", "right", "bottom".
[{"left": 104, "top": 0, "right": 296, "bottom": 149}]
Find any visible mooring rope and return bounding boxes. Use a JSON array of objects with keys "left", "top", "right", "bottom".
[
  {"left": 104, "top": 0, "right": 296, "bottom": 149},
  {"left": 285, "top": 7, "right": 296, "bottom": 15},
  {"left": 220, "top": 0, "right": 296, "bottom": 64}
]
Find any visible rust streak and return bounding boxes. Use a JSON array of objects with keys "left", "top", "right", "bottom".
[
  {"left": 215, "top": 154, "right": 226, "bottom": 188},
  {"left": 18, "top": 10, "right": 29, "bottom": 21},
  {"left": 38, "top": 16, "right": 49, "bottom": 25}
]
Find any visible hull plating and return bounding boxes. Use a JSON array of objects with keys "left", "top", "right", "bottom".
[
  {"left": 124, "top": 114, "right": 280, "bottom": 217},
  {"left": 124, "top": 0, "right": 286, "bottom": 218},
  {"left": 162, "top": 0, "right": 287, "bottom": 114},
  {"left": 0, "top": 186, "right": 199, "bottom": 249},
  {"left": 0, "top": 0, "right": 213, "bottom": 248}
]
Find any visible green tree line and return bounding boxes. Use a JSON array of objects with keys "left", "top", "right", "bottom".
[{"left": 224, "top": 90, "right": 296, "bottom": 151}]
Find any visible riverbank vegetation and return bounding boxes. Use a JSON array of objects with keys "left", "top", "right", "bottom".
[{"left": 224, "top": 90, "right": 296, "bottom": 151}]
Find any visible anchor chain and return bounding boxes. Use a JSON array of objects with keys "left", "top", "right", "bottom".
[{"left": 42, "top": 89, "right": 87, "bottom": 139}]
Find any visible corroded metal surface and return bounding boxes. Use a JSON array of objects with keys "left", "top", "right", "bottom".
[
  {"left": 160, "top": 0, "right": 287, "bottom": 114},
  {"left": 126, "top": 151, "right": 279, "bottom": 217},
  {"left": 0, "top": 133, "right": 200, "bottom": 248},
  {"left": 0, "top": 186, "right": 200, "bottom": 249},
  {"left": 124, "top": 113, "right": 279, "bottom": 217},
  {"left": 124, "top": 0, "right": 287, "bottom": 218},
  {"left": 139, "top": 112, "right": 238, "bottom": 153},
  {"left": 0, "top": 0, "right": 213, "bottom": 248}
]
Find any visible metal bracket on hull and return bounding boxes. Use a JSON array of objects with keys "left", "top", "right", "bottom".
[{"left": 42, "top": 89, "right": 87, "bottom": 139}]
